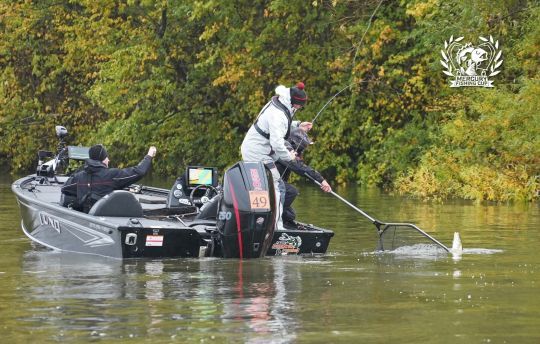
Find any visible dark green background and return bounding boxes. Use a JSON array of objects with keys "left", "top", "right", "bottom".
[{"left": 1, "top": 0, "right": 538, "bottom": 201}]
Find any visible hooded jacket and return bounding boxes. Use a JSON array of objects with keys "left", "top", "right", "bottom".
[
  {"left": 61, "top": 155, "right": 153, "bottom": 212},
  {"left": 241, "top": 85, "right": 299, "bottom": 164}
]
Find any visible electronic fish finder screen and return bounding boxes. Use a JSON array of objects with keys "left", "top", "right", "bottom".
[{"left": 187, "top": 166, "right": 217, "bottom": 187}]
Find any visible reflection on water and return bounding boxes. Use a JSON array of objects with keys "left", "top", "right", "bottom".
[
  {"left": 1, "top": 175, "right": 540, "bottom": 343},
  {"left": 22, "top": 251, "right": 124, "bottom": 299},
  {"left": 462, "top": 248, "right": 504, "bottom": 255},
  {"left": 18, "top": 252, "right": 303, "bottom": 342}
]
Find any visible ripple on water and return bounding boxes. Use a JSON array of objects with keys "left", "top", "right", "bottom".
[{"left": 462, "top": 248, "right": 504, "bottom": 255}]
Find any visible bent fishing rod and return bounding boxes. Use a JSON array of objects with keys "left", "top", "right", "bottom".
[
  {"left": 282, "top": 0, "right": 386, "bottom": 175},
  {"left": 311, "top": 83, "right": 353, "bottom": 125},
  {"left": 279, "top": 80, "right": 357, "bottom": 178}
]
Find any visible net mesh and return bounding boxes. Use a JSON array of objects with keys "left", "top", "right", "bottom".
[{"left": 377, "top": 224, "right": 448, "bottom": 252}]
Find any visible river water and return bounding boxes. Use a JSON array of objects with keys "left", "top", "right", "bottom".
[{"left": 1, "top": 173, "right": 539, "bottom": 343}]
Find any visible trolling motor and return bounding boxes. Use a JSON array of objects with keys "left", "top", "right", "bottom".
[{"left": 36, "top": 125, "right": 70, "bottom": 177}]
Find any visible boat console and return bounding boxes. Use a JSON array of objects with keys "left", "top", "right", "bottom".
[{"left": 166, "top": 166, "right": 219, "bottom": 208}]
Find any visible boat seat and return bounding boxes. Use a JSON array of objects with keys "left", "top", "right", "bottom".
[{"left": 88, "top": 190, "right": 143, "bottom": 217}]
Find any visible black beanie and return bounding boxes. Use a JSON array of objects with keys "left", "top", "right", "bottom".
[
  {"left": 290, "top": 82, "right": 307, "bottom": 106},
  {"left": 89, "top": 144, "right": 108, "bottom": 161}
]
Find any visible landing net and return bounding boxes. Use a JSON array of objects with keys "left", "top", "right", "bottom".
[{"left": 376, "top": 223, "right": 450, "bottom": 253}]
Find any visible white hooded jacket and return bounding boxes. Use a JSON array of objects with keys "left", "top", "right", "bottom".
[{"left": 241, "top": 85, "right": 298, "bottom": 163}]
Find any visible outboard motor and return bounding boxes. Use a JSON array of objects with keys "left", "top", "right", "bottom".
[{"left": 218, "top": 161, "right": 276, "bottom": 258}]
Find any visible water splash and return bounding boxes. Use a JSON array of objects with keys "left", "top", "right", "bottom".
[
  {"left": 374, "top": 243, "right": 503, "bottom": 258},
  {"left": 388, "top": 243, "right": 449, "bottom": 257}
]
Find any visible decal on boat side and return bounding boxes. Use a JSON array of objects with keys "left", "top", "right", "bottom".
[
  {"left": 218, "top": 211, "right": 232, "bottom": 220},
  {"left": 250, "top": 168, "right": 263, "bottom": 191},
  {"left": 249, "top": 191, "right": 270, "bottom": 210},
  {"left": 39, "top": 212, "right": 61, "bottom": 233},
  {"left": 271, "top": 233, "right": 302, "bottom": 255},
  {"left": 41, "top": 215, "right": 115, "bottom": 247},
  {"left": 146, "top": 235, "right": 164, "bottom": 247},
  {"left": 89, "top": 222, "right": 110, "bottom": 233}
]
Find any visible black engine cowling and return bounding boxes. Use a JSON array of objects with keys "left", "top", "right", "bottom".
[{"left": 217, "top": 161, "right": 276, "bottom": 258}]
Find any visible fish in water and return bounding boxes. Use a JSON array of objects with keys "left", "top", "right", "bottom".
[{"left": 451, "top": 232, "right": 463, "bottom": 256}]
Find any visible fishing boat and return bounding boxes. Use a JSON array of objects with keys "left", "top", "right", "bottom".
[{"left": 11, "top": 126, "right": 334, "bottom": 259}]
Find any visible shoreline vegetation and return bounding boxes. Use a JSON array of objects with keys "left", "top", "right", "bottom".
[{"left": 1, "top": 1, "right": 538, "bottom": 202}]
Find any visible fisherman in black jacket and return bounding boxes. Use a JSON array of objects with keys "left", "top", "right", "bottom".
[
  {"left": 61, "top": 144, "right": 157, "bottom": 213},
  {"left": 276, "top": 128, "right": 331, "bottom": 228}
]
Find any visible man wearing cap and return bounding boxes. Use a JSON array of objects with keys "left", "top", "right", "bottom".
[
  {"left": 241, "top": 82, "right": 312, "bottom": 230},
  {"left": 276, "top": 127, "right": 332, "bottom": 228},
  {"left": 61, "top": 145, "right": 157, "bottom": 213}
]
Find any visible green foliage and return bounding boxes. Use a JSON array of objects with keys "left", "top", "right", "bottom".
[
  {"left": 395, "top": 1, "right": 540, "bottom": 202},
  {"left": 0, "top": 0, "right": 538, "bottom": 201},
  {"left": 397, "top": 79, "right": 540, "bottom": 201}
]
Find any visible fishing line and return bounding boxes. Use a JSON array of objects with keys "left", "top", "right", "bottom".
[
  {"left": 352, "top": 0, "right": 385, "bottom": 70},
  {"left": 311, "top": 83, "right": 353, "bottom": 125}
]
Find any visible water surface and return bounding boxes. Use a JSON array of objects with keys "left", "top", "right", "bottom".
[{"left": 1, "top": 174, "right": 539, "bottom": 343}]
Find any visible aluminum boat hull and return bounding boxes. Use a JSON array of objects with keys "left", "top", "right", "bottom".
[{"left": 12, "top": 175, "right": 333, "bottom": 259}]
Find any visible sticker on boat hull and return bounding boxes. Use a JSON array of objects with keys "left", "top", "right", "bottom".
[
  {"left": 146, "top": 235, "right": 164, "bottom": 247},
  {"left": 271, "top": 233, "right": 302, "bottom": 255}
]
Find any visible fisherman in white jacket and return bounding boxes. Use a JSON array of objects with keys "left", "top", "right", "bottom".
[{"left": 241, "top": 82, "right": 312, "bottom": 230}]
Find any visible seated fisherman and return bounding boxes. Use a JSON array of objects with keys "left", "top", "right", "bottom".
[
  {"left": 61, "top": 144, "right": 157, "bottom": 212},
  {"left": 275, "top": 128, "right": 331, "bottom": 228}
]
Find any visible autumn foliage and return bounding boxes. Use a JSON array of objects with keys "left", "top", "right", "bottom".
[{"left": 1, "top": 0, "right": 538, "bottom": 201}]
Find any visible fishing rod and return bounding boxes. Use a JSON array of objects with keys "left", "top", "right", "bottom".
[
  {"left": 281, "top": 0, "right": 384, "bottom": 177},
  {"left": 311, "top": 83, "right": 353, "bottom": 125},
  {"left": 279, "top": 79, "right": 366, "bottom": 179},
  {"left": 279, "top": 78, "right": 364, "bottom": 179},
  {"left": 279, "top": 83, "right": 356, "bottom": 177}
]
